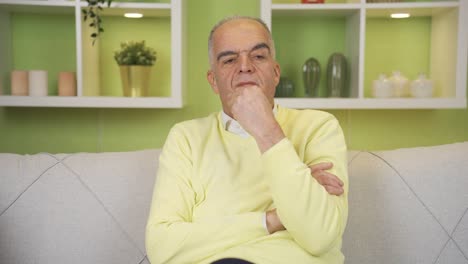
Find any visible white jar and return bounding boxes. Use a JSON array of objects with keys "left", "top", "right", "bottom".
[
  {"left": 410, "top": 73, "right": 433, "bottom": 98},
  {"left": 390, "top": 71, "right": 408, "bottom": 97},
  {"left": 372, "top": 74, "right": 393, "bottom": 98}
]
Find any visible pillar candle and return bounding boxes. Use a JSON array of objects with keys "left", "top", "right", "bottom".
[
  {"left": 28, "top": 70, "right": 48, "bottom": 96},
  {"left": 58, "top": 72, "right": 77, "bottom": 96},
  {"left": 11, "top": 70, "right": 29, "bottom": 96}
]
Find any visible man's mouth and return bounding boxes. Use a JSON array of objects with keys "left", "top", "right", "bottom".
[{"left": 236, "top": 81, "right": 258, "bottom": 87}]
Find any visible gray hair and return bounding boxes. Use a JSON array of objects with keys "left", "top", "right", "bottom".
[{"left": 207, "top": 16, "right": 276, "bottom": 65}]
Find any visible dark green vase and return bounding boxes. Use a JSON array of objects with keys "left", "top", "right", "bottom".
[
  {"left": 302, "top": 57, "right": 321, "bottom": 97},
  {"left": 275, "top": 77, "right": 294, "bottom": 97},
  {"left": 326, "top": 53, "right": 349, "bottom": 97}
]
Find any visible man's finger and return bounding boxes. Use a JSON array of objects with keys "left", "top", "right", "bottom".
[
  {"left": 324, "top": 185, "right": 344, "bottom": 196},
  {"left": 312, "top": 170, "right": 344, "bottom": 187},
  {"left": 319, "top": 171, "right": 344, "bottom": 187},
  {"left": 309, "top": 162, "right": 333, "bottom": 173}
]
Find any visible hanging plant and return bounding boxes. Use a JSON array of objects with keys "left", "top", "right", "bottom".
[{"left": 82, "top": 0, "right": 113, "bottom": 45}]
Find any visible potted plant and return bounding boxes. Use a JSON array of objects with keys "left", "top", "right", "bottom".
[
  {"left": 82, "top": 0, "right": 113, "bottom": 45},
  {"left": 114, "top": 41, "right": 157, "bottom": 97}
]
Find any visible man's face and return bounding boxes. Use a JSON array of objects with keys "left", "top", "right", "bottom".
[{"left": 207, "top": 19, "right": 281, "bottom": 117}]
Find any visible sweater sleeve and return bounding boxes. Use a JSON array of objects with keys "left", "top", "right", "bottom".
[
  {"left": 145, "top": 126, "right": 267, "bottom": 264},
  {"left": 261, "top": 117, "right": 348, "bottom": 256}
]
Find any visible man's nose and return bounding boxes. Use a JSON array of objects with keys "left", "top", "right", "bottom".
[{"left": 238, "top": 55, "right": 254, "bottom": 73}]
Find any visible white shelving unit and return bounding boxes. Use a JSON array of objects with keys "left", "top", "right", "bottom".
[
  {"left": 0, "top": 0, "right": 185, "bottom": 108},
  {"left": 262, "top": 0, "right": 468, "bottom": 109}
]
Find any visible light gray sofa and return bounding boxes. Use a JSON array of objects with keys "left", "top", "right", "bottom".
[{"left": 1, "top": 142, "right": 467, "bottom": 264}]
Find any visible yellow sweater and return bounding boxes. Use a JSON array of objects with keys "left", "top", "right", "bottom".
[{"left": 146, "top": 105, "right": 348, "bottom": 264}]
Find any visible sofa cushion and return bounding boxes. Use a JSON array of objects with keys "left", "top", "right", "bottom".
[{"left": 0, "top": 150, "right": 160, "bottom": 264}]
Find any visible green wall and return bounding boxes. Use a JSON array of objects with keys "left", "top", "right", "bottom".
[{"left": 0, "top": 0, "right": 467, "bottom": 154}]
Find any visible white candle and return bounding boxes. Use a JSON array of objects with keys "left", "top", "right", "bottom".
[{"left": 28, "top": 70, "right": 48, "bottom": 96}]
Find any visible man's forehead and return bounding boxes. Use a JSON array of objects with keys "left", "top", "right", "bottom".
[
  {"left": 213, "top": 22, "right": 270, "bottom": 49},
  {"left": 213, "top": 19, "right": 269, "bottom": 39}
]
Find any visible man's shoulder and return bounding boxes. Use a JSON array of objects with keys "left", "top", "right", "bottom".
[
  {"left": 170, "top": 112, "right": 219, "bottom": 136},
  {"left": 278, "top": 105, "right": 336, "bottom": 125}
]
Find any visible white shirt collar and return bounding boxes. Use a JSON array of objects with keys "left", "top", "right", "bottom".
[{"left": 221, "top": 104, "right": 278, "bottom": 138}]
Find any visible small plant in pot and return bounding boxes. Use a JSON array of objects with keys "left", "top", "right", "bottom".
[{"left": 114, "top": 41, "right": 157, "bottom": 97}]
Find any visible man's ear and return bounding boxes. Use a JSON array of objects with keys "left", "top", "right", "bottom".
[
  {"left": 207, "top": 70, "right": 219, "bottom": 94},
  {"left": 273, "top": 62, "right": 281, "bottom": 87}
]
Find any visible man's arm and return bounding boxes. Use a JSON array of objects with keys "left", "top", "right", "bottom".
[
  {"left": 145, "top": 126, "right": 268, "bottom": 264},
  {"left": 266, "top": 162, "right": 344, "bottom": 234},
  {"left": 263, "top": 119, "right": 348, "bottom": 255},
  {"left": 232, "top": 86, "right": 348, "bottom": 256}
]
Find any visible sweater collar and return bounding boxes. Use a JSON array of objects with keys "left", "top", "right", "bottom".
[{"left": 221, "top": 104, "right": 278, "bottom": 138}]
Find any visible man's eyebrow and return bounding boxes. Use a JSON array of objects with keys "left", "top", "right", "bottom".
[
  {"left": 217, "top": 50, "right": 238, "bottom": 62},
  {"left": 251, "top": 43, "right": 271, "bottom": 54},
  {"left": 216, "top": 43, "right": 271, "bottom": 62}
]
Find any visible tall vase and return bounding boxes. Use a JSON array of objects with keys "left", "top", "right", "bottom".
[
  {"left": 119, "top": 65, "right": 151, "bottom": 97},
  {"left": 302, "top": 57, "right": 321, "bottom": 97},
  {"left": 326, "top": 53, "right": 349, "bottom": 97}
]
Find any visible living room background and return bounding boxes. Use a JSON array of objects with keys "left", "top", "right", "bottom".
[{"left": 0, "top": 0, "right": 467, "bottom": 154}]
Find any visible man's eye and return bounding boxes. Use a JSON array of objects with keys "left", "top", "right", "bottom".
[
  {"left": 223, "top": 58, "right": 235, "bottom": 64},
  {"left": 253, "top": 55, "right": 265, "bottom": 60}
]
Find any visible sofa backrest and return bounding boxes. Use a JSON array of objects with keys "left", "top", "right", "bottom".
[
  {"left": 1, "top": 142, "right": 467, "bottom": 264},
  {"left": 343, "top": 142, "right": 468, "bottom": 264}
]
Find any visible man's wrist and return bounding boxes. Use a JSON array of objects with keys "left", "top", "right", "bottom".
[
  {"left": 266, "top": 209, "right": 285, "bottom": 234},
  {"left": 254, "top": 123, "right": 285, "bottom": 153}
]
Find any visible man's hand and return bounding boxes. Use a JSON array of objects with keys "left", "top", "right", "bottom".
[
  {"left": 266, "top": 208, "right": 285, "bottom": 234},
  {"left": 231, "top": 86, "right": 285, "bottom": 153},
  {"left": 310, "top": 162, "right": 344, "bottom": 196},
  {"left": 266, "top": 163, "right": 343, "bottom": 234}
]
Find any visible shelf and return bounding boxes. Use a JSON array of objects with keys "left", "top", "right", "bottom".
[
  {"left": 271, "top": 8, "right": 361, "bottom": 98},
  {"left": 0, "top": 95, "right": 182, "bottom": 108},
  {"left": 0, "top": 0, "right": 185, "bottom": 108},
  {"left": 79, "top": 1, "right": 171, "bottom": 17},
  {"left": 0, "top": 1, "right": 76, "bottom": 8},
  {"left": 365, "top": 1, "right": 459, "bottom": 17},
  {"left": 364, "top": 3, "right": 460, "bottom": 99},
  {"left": 272, "top": 4, "right": 361, "bottom": 16},
  {"left": 274, "top": 97, "right": 466, "bottom": 109},
  {"left": 0, "top": 4, "right": 77, "bottom": 96},
  {"left": 80, "top": 9, "right": 172, "bottom": 97},
  {"left": 261, "top": 0, "right": 467, "bottom": 109},
  {"left": 364, "top": 1, "right": 459, "bottom": 10}
]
